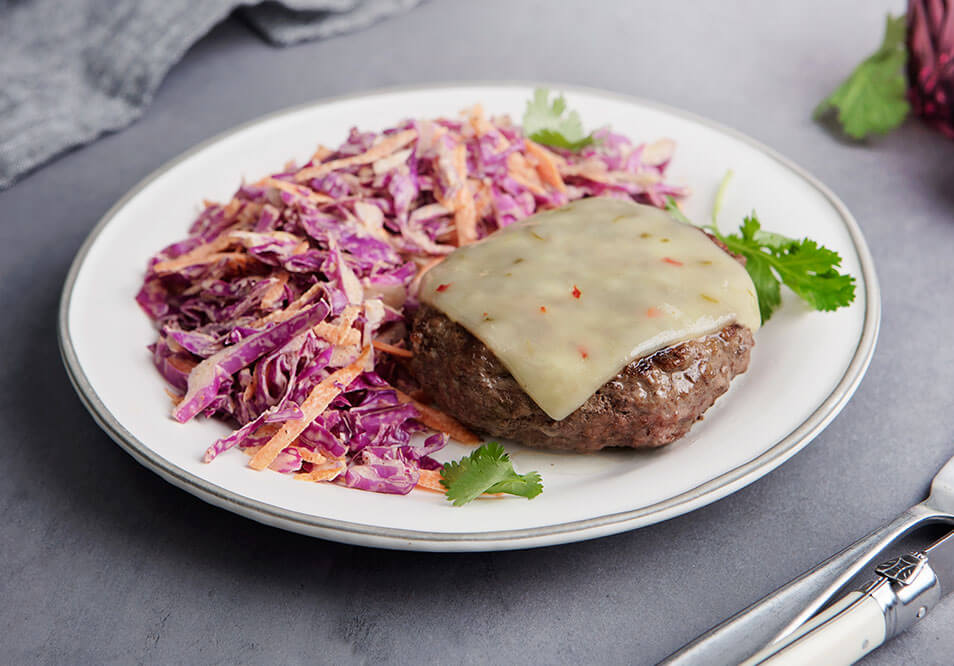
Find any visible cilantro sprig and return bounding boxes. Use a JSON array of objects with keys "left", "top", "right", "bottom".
[
  {"left": 523, "top": 88, "right": 595, "bottom": 151},
  {"left": 666, "top": 172, "right": 856, "bottom": 323},
  {"left": 719, "top": 216, "right": 856, "bottom": 322},
  {"left": 814, "top": 13, "right": 910, "bottom": 140},
  {"left": 440, "top": 442, "right": 543, "bottom": 506}
]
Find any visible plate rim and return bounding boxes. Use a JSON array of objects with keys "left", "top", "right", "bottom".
[{"left": 57, "top": 81, "right": 881, "bottom": 550}]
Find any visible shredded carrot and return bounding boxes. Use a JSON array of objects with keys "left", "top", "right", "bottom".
[
  {"left": 506, "top": 152, "right": 546, "bottom": 196},
  {"left": 472, "top": 179, "right": 494, "bottom": 219},
  {"left": 646, "top": 306, "right": 662, "bottom": 318},
  {"left": 409, "top": 257, "right": 445, "bottom": 296},
  {"left": 314, "top": 324, "right": 361, "bottom": 347},
  {"left": 354, "top": 200, "right": 386, "bottom": 238},
  {"left": 294, "top": 461, "right": 346, "bottom": 483},
  {"left": 152, "top": 234, "right": 232, "bottom": 273},
  {"left": 338, "top": 304, "right": 361, "bottom": 331},
  {"left": 260, "top": 271, "right": 289, "bottom": 310},
  {"left": 451, "top": 144, "right": 478, "bottom": 246},
  {"left": 662, "top": 257, "right": 683, "bottom": 267},
  {"left": 313, "top": 305, "right": 361, "bottom": 347},
  {"left": 294, "top": 130, "right": 418, "bottom": 182},
  {"left": 415, "top": 468, "right": 446, "bottom": 493},
  {"left": 229, "top": 229, "right": 299, "bottom": 247},
  {"left": 415, "top": 121, "right": 447, "bottom": 154},
  {"left": 242, "top": 374, "right": 258, "bottom": 403},
  {"left": 560, "top": 160, "right": 662, "bottom": 188},
  {"left": 372, "top": 340, "right": 413, "bottom": 358},
  {"left": 295, "top": 447, "right": 328, "bottom": 464},
  {"left": 159, "top": 251, "right": 252, "bottom": 274},
  {"left": 394, "top": 389, "right": 482, "bottom": 445},
  {"left": 167, "top": 355, "right": 198, "bottom": 374},
  {"left": 236, "top": 201, "right": 264, "bottom": 227},
  {"left": 254, "top": 423, "right": 282, "bottom": 441},
  {"left": 214, "top": 252, "right": 256, "bottom": 270},
  {"left": 223, "top": 197, "right": 243, "bottom": 219},
  {"left": 257, "top": 177, "right": 334, "bottom": 204},
  {"left": 310, "top": 144, "right": 333, "bottom": 164},
  {"left": 164, "top": 388, "right": 183, "bottom": 405},
  {"left": 466, "top": 104, "right": 496, "bottom": 138},
  {"left": 251, "top": 282, "right": 324, "bottom": 327},
  {"left": 525, "top": 141, "right": 567, "bottom": 193},
  {"left": 372, "top": 148, "right": 413, "bottom": 175},
  {"left": 559, "top": 160, "right": 612, "bottom": 183},
  {"left": 329, "top": 344, "right": 361, "bottom": 369},
  {"left": 248, "top": 347, "right": 370, "bottom": 470}
]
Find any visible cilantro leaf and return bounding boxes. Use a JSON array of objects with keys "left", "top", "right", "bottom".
[
  {"left": 740, "top": 246, "right": 783, "bottom": 322},
  {"left": 667, "top": 172, "right": 858, "bottom": 323},
  {"left": 523, "top": 88, "right": 595, "bottom": 151},
  {"left": 814, "top": 13, "right": 910, "bottom": 139},
  {"left": 719, "top": 214, "right": 856, "bottom": 322},
  {"left": 440, "top": 442, "right": 543, "bottom": 506}
]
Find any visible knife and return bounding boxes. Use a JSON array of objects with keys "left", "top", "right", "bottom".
[
  {"left": 739, "top": 529, "right": 954, "bottom": 664},
  {"left": 661, "top": 454, "right": 954, "bottom": 665}
]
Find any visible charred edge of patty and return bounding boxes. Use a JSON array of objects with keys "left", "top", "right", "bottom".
[{"left": 410, "top": 304, "right": 755, "bottom": 452}]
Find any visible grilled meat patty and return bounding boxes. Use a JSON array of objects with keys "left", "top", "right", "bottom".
[{"left": 410, "top": 304, "right": 754, "bottom": 452}]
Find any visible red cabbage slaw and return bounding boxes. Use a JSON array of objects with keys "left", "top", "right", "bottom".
[{"left": 136, "top": 103, "right": 687, "bottom": 496}]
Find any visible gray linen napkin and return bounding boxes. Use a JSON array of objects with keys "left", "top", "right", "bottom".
[{"left": 0, "top": 0, "right": 422, "bottom": 190}]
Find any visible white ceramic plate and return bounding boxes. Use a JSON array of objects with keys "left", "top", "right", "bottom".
[{"left": 58, "top": 84, "right": 880, "bottom": 551}]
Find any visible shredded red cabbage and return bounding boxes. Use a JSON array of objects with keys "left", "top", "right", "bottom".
[{"left": 136, "top": 104, "right": 685, "bottom": 495}]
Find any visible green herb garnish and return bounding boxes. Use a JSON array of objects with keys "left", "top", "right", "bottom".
[
  {"left": 666, "top": 175, "right": 856, "bottom": 323},
  {"left": 718, "top": 215, "right": 856, "bottom": 322},
  {"left": 523, "top": 88, "right": 595, "bottom": 151},
  {"left": 440, "top": 442, "right": 543, "bottom": 506},
  {"left": 814, "top": 13, "right": 910, "bottom": 139}
]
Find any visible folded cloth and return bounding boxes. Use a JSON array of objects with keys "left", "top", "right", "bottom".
[{"left": 0, "top": 0, "right": 422, "bottom": 190}]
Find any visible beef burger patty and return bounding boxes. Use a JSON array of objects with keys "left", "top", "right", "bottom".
[{"left": 410, "top": 304, "right": 754, "bottom": 452}]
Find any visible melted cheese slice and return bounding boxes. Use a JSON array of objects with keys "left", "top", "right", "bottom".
[{"left": 420, "top": 197, "right": 760, "bottom": 420}]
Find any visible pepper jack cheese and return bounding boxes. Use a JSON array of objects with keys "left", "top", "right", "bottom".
[{"left": 420, "top": 198, "right": 761, "bottom": 420}]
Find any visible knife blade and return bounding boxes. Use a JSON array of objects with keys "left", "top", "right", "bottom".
[
  {"left": 924, "top": 529, "right": 954, "bottom": 595},
  {"left": 738, "top": 530, "right": 954, "bottom": 665}
]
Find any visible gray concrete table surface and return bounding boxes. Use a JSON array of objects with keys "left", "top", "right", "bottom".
[{"left": 2, "top": 0, "right": 952, "bottom": 663}]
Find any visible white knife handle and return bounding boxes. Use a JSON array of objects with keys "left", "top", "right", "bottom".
[
  {"left": 740, "top": 591, "right": 886, "bottom": 666},
  {"left": 659, "top": 506, "right": 943, "bottom": 666}
]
